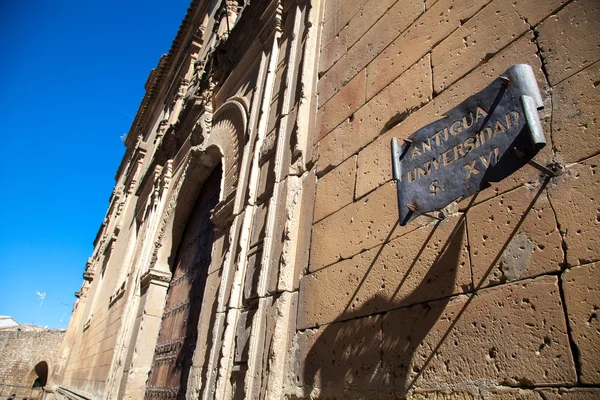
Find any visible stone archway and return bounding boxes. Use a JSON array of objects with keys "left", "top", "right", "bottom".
[{"left": 26, "top": 361, "right": 48, "bottom": 388}]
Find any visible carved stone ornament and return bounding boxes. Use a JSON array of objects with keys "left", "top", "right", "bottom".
[
  {"left": 83, "top": 271, "right": 95, "bottom": 283},
  {"left": 140, "top": 268, "right": 172, "bottom": 290}
]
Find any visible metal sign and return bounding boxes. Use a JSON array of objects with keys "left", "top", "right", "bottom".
[{"left": 391, "top": 64, "right": 546, "bottom": 225}]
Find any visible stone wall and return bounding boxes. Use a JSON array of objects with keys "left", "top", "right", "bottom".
[
  {"left": 294, "top": 0, "right": 600, "bottom": 398},
  {"left": 0, "top": 327, "right": 64, "bottom": 387}
]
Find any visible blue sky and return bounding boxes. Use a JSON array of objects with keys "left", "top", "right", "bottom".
[{"left": 0, "top": 0, "right": 192, "bottom": 329}]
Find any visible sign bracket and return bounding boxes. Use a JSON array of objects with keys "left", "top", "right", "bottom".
[{"left": 391, "top": 64, "right": 548, "bottom": 226}]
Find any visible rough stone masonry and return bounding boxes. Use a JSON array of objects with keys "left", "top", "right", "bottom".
[{"left": 49, "top": 0, "right": 600, "bottom": 399}]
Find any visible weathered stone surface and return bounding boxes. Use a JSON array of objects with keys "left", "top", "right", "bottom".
[
  {"left": 484, "top": 388, "right": 543, "bottom": 399},
  {"left": 293, "top": 315, "right": 385, "bottom": 395},
  {"left": 244, "top": 246, "right": 263, "bottom": 301},
  {"left": 316, "top": 54, "right": 432, "bottom": 177},
  {"left": 486, "top": 387, "right": 600, "bottom": 400},
  {"left": 310, "top": 182, "right": 426, "bottom": 271},
  {"left": 537, "top": 388, "right": 600, "bottom": 399},
  {"left": 432, "top": 0, "right": 529, "bottom": 94},
  {"left": 320, "top": 0, "right": 370, "bottom": 51},
  {"left": 346, "top": 0, "right": 398, "bottom": 49},
  {"left": 383, "top": 276, "right": 577, "bottom": 392},
  {"left": 234, "top": 308, "right": 256, "bottom": 363},
  {"left": 318, "top": 69, "right": 366, "bottom": 140},
  {"left": 257, "top": 154, "right": 276, "bottom": 203},
  {"left": 299, "top": 215, "right": 471, "bottom": 329},
  {"left": 468, "top": 186, "right": 563, "bottom": 288},
  {"left": 318, "top": 0, "right": 423, "bottom": 106},
  {"left": 319, "top": 25, "right": 347, "bottom": 74},
  {"left": 432, "top": 0, "right": 569, "bottom": 93},
  {"left": 281, "top": 170, "right": 317, "bottom": 293},
  {"left": 410, "top": 391, "right": 474, "bottom": 400},
  {"left": 250, "top": 202, "right": 269, "bottom": 247},
  {"left": 548, "top": 154, "right": 600, "bottom": 266},
  {"left": 0, "top": 328, "right": 64, "bottom": 388},
  {"left": 356, "top": 33, "right": 552, "bottom": 200},
  {"left": 191, "top": 269, "right": 221, "bottom": 371},
  {"left": 552, "top": 62, "right": 600, "bottom": 163},
  {"left": 562, "top": 262, "right": 600, "bottom": 384},
  {"left": 536, "top": 0, "right": 600, "bottom": 85},
  {"left": 314, "top": 155, "right": 356, "bottom": 222},
  {"left": 366, "top": 0, "right": 493, "bottom": 100}
]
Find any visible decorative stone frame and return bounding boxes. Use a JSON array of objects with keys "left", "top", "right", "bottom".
[{"left": 149, "top": 98, "right": 248, "bottom": 277}]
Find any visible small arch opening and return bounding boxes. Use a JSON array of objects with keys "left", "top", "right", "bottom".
[{"left": 27, "top": 361, "right": 48, "bottom": 388}]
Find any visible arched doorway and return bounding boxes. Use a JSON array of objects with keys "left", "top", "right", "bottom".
[
  {"left": 26, "top": 361, "right": 48, "bottom": 388},
  {"left": 145, "top": 164, "right": 222, "bottom": 400}
]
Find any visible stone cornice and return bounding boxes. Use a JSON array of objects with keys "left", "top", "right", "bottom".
[{"left": 140, "top": 268, "right": 172, "bottom": 290}]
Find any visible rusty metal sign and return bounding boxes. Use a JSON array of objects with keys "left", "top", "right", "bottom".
[{"left": 391, "top": 64, "right": 546, "bottom": 225}]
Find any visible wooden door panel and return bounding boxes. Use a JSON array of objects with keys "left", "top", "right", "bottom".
[{"left": 145, "top": 165, "right": 221, "bottom": 400}]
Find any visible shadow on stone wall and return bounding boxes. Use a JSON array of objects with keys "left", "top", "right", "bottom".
[{"left": 300, "top": 178, "right": 551, "bottom": 399}]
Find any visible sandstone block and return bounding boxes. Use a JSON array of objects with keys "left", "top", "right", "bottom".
[
  {"left": 513, "top": 0, "right": 570, "bottom": 26},
  {"left": 294, "top": 315, "right": 385, "bottom": 393},
  {"left": 250, "top": 202, "right": 269, "bottom": 247},
  {"left": 536, "top": 388, "right": 600, "bottom": 400},
  {"left": 357, "top": 33, "right": 551, "bottom": 200},
  {"left": 382, "top": 276, "right": 577, "bottom": 392},
  {"left": 256, "top": 153, "right": 276, "bottom": 203},
  {"left": 562, "top": 262, "right": 600, "bottom": 384},
  {"left": 318, "top": 69, "right": 365, "bottom": 140},
  {"left": 244, "top": 246, "right": 263, "bottom": 301},
  {"left": 234, "top": 308, "right": 256, "bottom": 363},
  {"left": 319, "top": 25, "right": 347, "bottom": 74},
  {"left": 410, "top": 391, "right": 474, "bottom": 400},
  {"left": 299, "top": 215, "right": 471, "bottom": 329},
  {"left": 316, "top": 54, "right": 432, "bottom": 177},
  {"left": 318, "top": 0, "right": 422, "bottom": 106},
  {"left": 536, "top": 0, "right": 600, "bottom": 85},
  {"left": 366, "top": 0, "right": 493, "bottom": 100},
  {"left": 309, "top": 182, "right": 425, "bottom": 271},
  {"left": 432, "top": 0, "right": 530, "bottom": 94},
  {"left": 552, "top": 62, "right": 600, "bottom": 163},
  {"left": 346, "top": 0, "right": 398, "bottom": 49},
  {"left": 548, "top": 154, "right": 600, "bottom": 266},
  {"left": 484, "top": 388, "right": 543, "bottom": 399},
  {"left": 192, "top": 269, "right": 221, "bottom": 369},
  {"left": 468, "top": 186, "right": 563, "bottom": 288},
  {"left": 280, "top": 170, "right": 317, "bottom": 293},
  {"left": 320, "top": 0, "right": 369, "bottom": 52},
  {"left": 314, "top": 155, "right": 356, "bottom": 222}
]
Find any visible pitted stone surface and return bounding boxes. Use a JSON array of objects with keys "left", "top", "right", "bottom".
[
  {"left": 366, "top": 0, "right": 493, "bottom": 100},
  {"left": 552, "top": 62, "right": 600, "bottom": 163},
  {"left": 316, "top": 54, "right": 432, "bottom": 178},
  {"left": 318, "top": 69, "right": 366, "bottom": 140},
  {"left": 300, "top": 215, "right": 471, "bottom": 329},
  {"left": 310, "top": 182, "right": 426, "bottom": 271},
  {"left": 314, "top": 156, "right": 356, "bottom": 222},
  {"left": 382, "top": 276, "right": 576, "bottom": 391},
  {"left": 432, "top": 0, "right": 530, "bottom": 94},
  {"left": 467, "top": 186, "right": 563, "bottom": 288},
  {"left": 410, "top": 391, "right": 474, "bottom": 400},
  {"left": 562, "top": 262, "right": 600, "bottom": 384},
  {"left": 317, "top": 0, "right": 423, "bottom": 106},
  {"left": 536, "top": 0, "right": 600, "bottom": 85},
  {"left": 548, "top": 154, "right": 600, "bottom": 267},
  {"left": 488, "top": 387, "right": 600, "bottom": 399}
]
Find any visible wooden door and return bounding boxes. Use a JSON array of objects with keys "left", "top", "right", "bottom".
[{"left": 145, "top": 165, "right": 221, "bottom": 400}]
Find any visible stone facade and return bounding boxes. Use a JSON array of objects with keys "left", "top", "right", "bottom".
[
  {"left": 50, "top": 0, "right": 600, "bottom": 399},
  {"left": 0, "top": 326, "right": 64, "bottom": 396}
]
